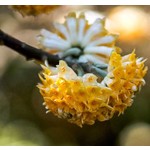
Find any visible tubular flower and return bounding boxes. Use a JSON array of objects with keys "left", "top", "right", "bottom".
[
  {"left": 37, "top": 12, "right": 120, "bottom": 65},
  {"left": 37, "top": 51, "right": 147, "bottom": 127}
]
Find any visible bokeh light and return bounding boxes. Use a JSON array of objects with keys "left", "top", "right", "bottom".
[
  {"left": 107, "top": 6, "right": 149, "bottom": 41},
  {"left": 119, "top": 122, "right": 150, "bottom": 146}
]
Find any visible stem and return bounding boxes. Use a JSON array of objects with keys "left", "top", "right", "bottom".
[{"left": 0, "top": 29, "right": 59, "bottom": 66}]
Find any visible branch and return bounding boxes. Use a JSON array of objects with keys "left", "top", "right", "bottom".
[
  {"left": 0, "top": 29, "right": 107, "bottom": 77},
  {"left": 0, "top": 29, "right": 60, "bottom": 66}
]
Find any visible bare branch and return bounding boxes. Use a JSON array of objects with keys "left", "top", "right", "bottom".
[{"left": 0, "top": 29, "right": 60, "bottom": 66}]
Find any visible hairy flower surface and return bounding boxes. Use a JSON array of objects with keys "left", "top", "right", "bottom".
[
  {"left": 37, "top": 12, "right": 120, "bottom": 65},
  {"left": 37, "top": 51, "right": 147, "bottom": 127}
]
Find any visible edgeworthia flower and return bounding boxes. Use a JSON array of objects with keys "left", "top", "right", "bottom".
[
  {"left": 37, "top": 12, "right": 120, "bottom": 66},
  {"left": 37, "top": 12, "right": 147, "bottom": 127}
]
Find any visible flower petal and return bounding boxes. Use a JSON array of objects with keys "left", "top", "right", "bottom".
[
  {"left": 54, "top": 22, "right": 71, "bottom": 42},
  {"left": 66, "top": 13, "right": 78, "bottom": 45},
  {"left": 87, "top": 34, "right": 118, "bottom": 47},
  {"left": 57, "top": 60, "right": 77, "bottom": 80},
  {"left": 77, "top": 13, "right": 86, "bottom": 45},
  {"left": 78, "top": 54, "right": 108, "bottom": 65},
  {"left": 81, "top": 18, "right": 105, "bottom": 47},
  {"left": 39, "top": 29, "right": 71, "bottom": 49},
  {"left": 84, "top": 46, "right": 114, "bottom": 57},
  {"left": 38, "top": 38, "right": 70, "bottom": 51}
]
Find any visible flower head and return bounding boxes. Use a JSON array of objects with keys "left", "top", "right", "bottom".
[
  {"left": 38, "top": 51, "right": 147, "bottom": 127},
  {"left": 37, "top": 12, "right": 120, "bottom": 65},
  {"left": 37, "top": 12, "right": 147, "bottom": 127}
]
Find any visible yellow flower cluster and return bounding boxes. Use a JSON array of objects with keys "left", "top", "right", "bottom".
[
  {"left": 103, "top": 51, "right": 147, "bottom": 115},
  {"left": 11, "top": 5, "right": 60, "bottom": 16},
  {"left": 37, "top": 51, "right": 147, "bottom": 127}
]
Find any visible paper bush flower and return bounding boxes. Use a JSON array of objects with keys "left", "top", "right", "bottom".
[
  {"left": 37, "top": 51, "right": 147, "bottom": 127},
  {"left": 37, "top": 12, "right": 120, "bottom": 66},
  {"left": 37, "top": 12, "right": 147, "bottom": 127}
]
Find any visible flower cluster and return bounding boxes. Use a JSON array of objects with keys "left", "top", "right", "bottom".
[
  {"left": 38, "top": 12, "right": 120, "bottom": 66},
  {"left": 37, "top": 12, "right": 147, "bottom": 127},
  {"left": 38, "top": 51, "right": 147, "bottom": 127}
]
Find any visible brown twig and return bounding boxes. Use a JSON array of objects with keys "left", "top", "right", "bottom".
[{"left": 0, "top": 29, "right": 60, "bottom": 66}]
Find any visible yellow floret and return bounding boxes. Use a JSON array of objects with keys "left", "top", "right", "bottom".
[{"left": 37, "top": 51, "right": 147, "bottom": 127}]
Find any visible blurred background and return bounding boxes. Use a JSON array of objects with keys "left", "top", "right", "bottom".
[{"left": 0, "top": 5, "right": 150, "bottom": 146}]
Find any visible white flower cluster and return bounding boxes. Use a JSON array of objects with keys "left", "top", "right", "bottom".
[{"left": 37, "top": 12, "right": 119, "bottom": 66}]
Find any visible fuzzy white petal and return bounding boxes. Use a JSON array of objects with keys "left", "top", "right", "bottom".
[
  {"left": 40, "top": 29, "right": 58, "bottom": 40},
  {"left": 81, "top": 19, "right": 103, "bottom": 47},
  {"left": 40, "top": 29, "right": 71, "bottom": 49},
  {"left": 66, "top": 17, "right": 77, "bottom": 45},
  {"left": 57, "top": 60, "right": 77, "bottom": 80},
  {"left": 41, "top": 29, "right": 70, "bottom": 45},
  {"left": 78, "top": 18, "right": 86, "bottom": 45},
  {"left": 84, "top": 46, "right": 114, "bottom": 57},
  {"left": 78, "top": 54, "right": 107, "bottom": 65},
  {"left": 54, "top": 23, "right": 70, "bottom": 42},
  {"left": 87, "top": 35, "right": 117, "bottom": 47},
  {"left": 41, "top": 39, "right": 70, "bottom": 51}
]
